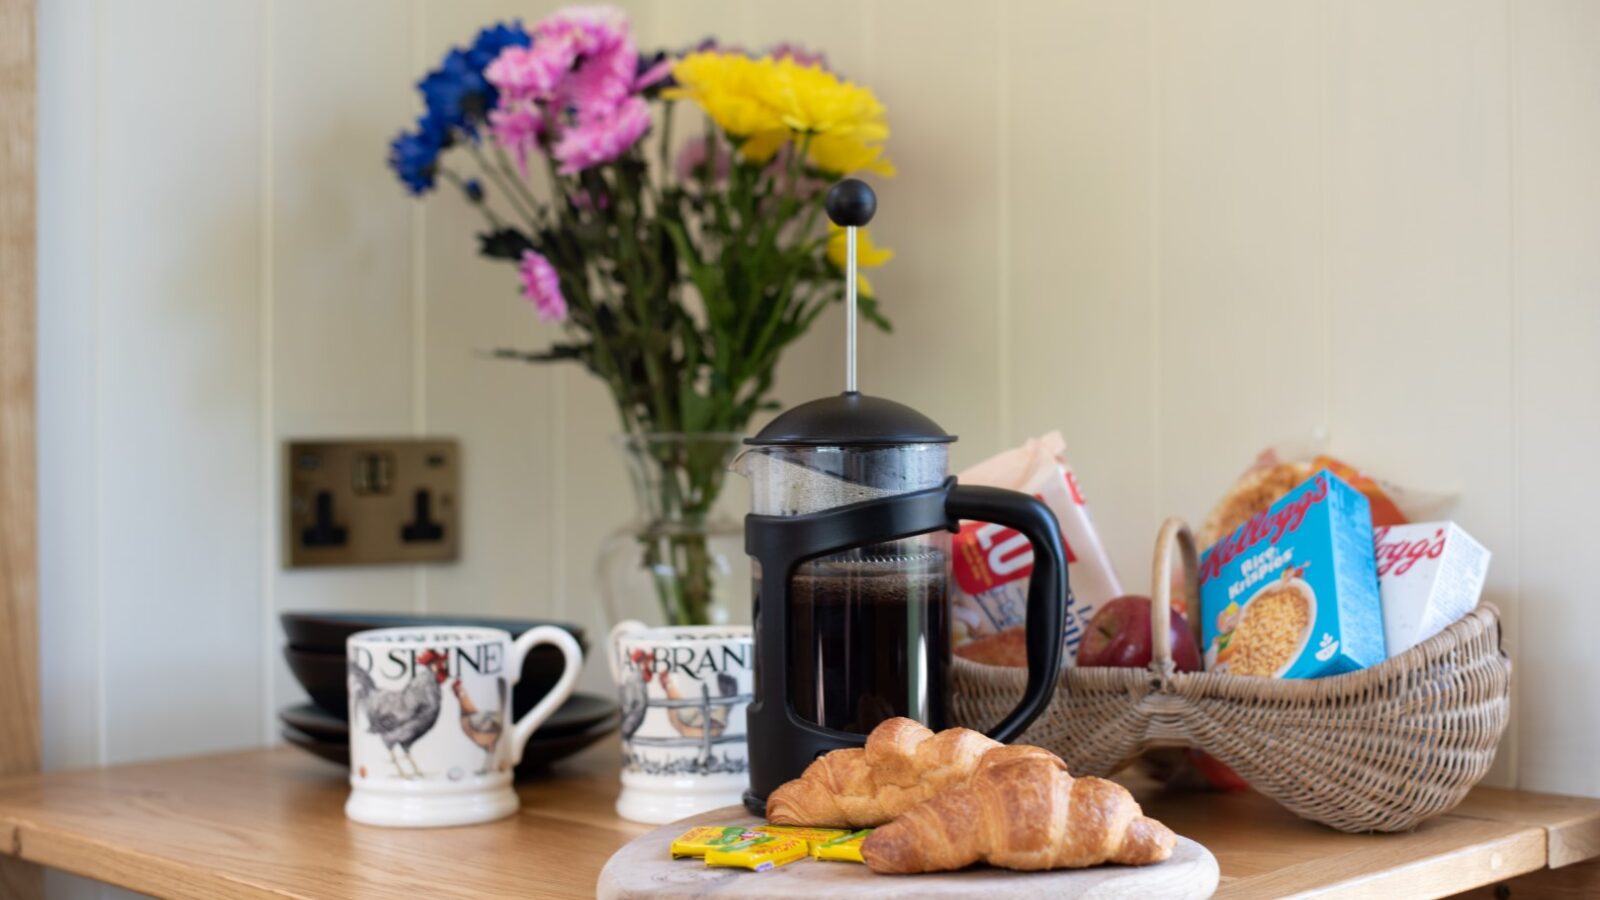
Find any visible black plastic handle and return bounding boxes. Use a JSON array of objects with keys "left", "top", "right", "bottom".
[{"left": 945, "top": 484, "right": 1068, "bottom": 742}]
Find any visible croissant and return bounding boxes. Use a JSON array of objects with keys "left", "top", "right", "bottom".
[
  {"left": 765, "top": 718, "right": 1008, "bottom": 828},
  {"left": 861, "top": 751, "right": 1176, "bottom": 873}
]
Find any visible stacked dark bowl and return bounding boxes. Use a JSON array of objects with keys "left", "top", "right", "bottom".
[{"left": 278, "top": 612, "right": 618, "bottom": 777}]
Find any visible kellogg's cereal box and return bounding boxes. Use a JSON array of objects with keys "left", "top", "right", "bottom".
[
  {"left": 1200, "top": 470, "right": 1386, "bottom": 679},
  {"left": 1374, "top": 521, "right": 1489, "bottom": 655}
]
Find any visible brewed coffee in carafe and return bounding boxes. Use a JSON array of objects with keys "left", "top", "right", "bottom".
[{"left": 736, "top": 442, "right": 951, "bottom": 733}]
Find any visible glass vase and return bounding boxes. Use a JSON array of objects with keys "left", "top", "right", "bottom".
[{"left": 596, "top": 433, "right": 748, "bottom": 629}]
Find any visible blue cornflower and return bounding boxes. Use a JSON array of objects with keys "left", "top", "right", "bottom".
[
  {"left": 388, "top": 116, "right": 449, "bottom": 195},
  {"left": 418, "top": 49, "right": 489, "bottom": 136},
  {"left": 468, "top": 21, "right": 530, "bottom": 70},
  {"left": 417, "top": 21, "right": 531, "bottom": 138},
  {"left": 391, "top": 22, "right": 530, "bottom": 195}
]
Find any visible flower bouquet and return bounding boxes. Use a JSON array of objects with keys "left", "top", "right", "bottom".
[{"left": 388, "top": 7, "right": 894, "bottom": 626}]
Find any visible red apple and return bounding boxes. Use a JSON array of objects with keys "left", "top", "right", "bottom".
[
  {"left": 1187, "top": 749, "right": 1251, "bottom": 792},
  {"left": 1076, "top": 594, "right": 1202, "bottom": 672}
]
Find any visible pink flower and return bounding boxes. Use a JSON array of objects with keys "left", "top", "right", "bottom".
[
  {"left": 556, "top": 35, "right": 635, "bottom": 111},
  {"left": 569, "top": 189, "right": 611, "bottom": 212},
  {"left": 675, "top": 134, "right": 730, "bottom": 183},
  {"left": 553, "top": 96, "right": 651, "bottom": 174},
  {"left": 484, "top": 6, "right": 651, "bottom": 174},
  {"left": 633, "top": 57, "right": 673, "bottom": 92},
  {"left": 518, "top": 250, "right": 567, "bottom": 322},
  {"left": 765, "top": 42, "right": 828, "bottom": 70},
  {"left": 485, "top": 45, "right": 567, "bottom": 104},
  {"left": 489, "top": 104, "right": 545, "bottom": 177}
]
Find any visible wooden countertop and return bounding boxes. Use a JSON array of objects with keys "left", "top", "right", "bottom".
[{"left": 0, "top": 744, "right": 1596, "bottom": 899}]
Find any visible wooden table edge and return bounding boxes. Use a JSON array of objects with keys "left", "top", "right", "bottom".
[
  {"left": 1440, "top": 787, "right": 1600, "bottom": 870},
  {"left": 2, "top": 810, "right": 284, "bottom": 900},
  {"left": 1309, "top": 823, "right": 1547, "bottom": 900}
]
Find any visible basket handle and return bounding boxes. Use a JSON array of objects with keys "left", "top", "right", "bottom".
[{"left": 1149, "top": 517, "right": 1201, "bottom": 676}]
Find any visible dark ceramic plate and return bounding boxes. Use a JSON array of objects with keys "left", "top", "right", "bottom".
[
  {"left": 515, "top": 712, "right": 620, "bottom": 775},
  {"left": 281, "top": 712, "right": 620, "bottom": 779},
  {"left": 280, "top": 693, "right": 617, "bottom": 741},
  {"left": 528, "top": 692, "right": 618, "bottom": 735},
  {"left": 279, "top": 702, "right": 347, "bottom": 740},
  {"left": 281, "top": 725, "right": 348, "bottom": 766},
  {"left": 281, "top": 612, "right": 584, "bottom": 655},
  {"left": 282, "top": 629, "right": 591, "bottom": 722}
]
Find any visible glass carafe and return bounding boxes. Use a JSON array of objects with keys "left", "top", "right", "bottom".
[{"left": 736, "top": 443, "right": 949, "bottom": 733}]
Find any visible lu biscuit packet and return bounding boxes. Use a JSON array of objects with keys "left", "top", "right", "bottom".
[
  {"left": 703, "top": 834, "right": 809, "bottom": 871},
  {"left": 811, "top": 828, "right": 872, "bottom": 863},
  {"left": 753, "top": 824, "right": 850, "bottom": 849},
  {"left": 669, "top": 826, "right": 765, "bottom": 859}
]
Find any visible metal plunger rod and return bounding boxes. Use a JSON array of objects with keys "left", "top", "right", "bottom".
[
  {"left": 845, "top": 227, "right": 858, "bottom": 392},
  {"left": 825, "top": 179, "right": 878, "bottom": 395}
]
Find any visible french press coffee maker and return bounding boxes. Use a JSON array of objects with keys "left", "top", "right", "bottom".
[{"left": 733, "top": 179, "right": 1070, "bottom": 814}]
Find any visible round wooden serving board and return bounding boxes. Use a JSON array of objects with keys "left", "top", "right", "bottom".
[{"left": 596, "top": 806, "right": 1218, "bottom": 899}]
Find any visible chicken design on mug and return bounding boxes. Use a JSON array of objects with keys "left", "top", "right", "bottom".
[
  {"left": 608, "top": 623, "right": 754, "bottom": 825},
  {"left": 347, "top": 642, "right": 509, "bottom": 779},
  {"left": 344, "top": 625, "right": 582, "bottom": 828}
]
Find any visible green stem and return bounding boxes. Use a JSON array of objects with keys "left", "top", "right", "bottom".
[
  {"left": 464, "top": 141, "right": 540, "bottom": 230},
  {"left": 491, "top": 143, "right": 550, "bottom": 226},
  {"left": 439, "top": 167, "right": 503, "bottom": 230},
  {"left": 658, "top": 101, "right": 676, "bottom": 185}
]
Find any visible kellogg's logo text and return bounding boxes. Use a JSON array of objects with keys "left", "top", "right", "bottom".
[
  {"left": 1373, "top": 525, "right": 1445, "bottom": 577},
  {"left": 1199, "top": 475, "right": 1329, "bottom": 584}
]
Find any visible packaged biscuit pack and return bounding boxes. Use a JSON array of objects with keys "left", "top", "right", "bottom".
[
  {"left": 670, "top": 824, "right": 850, "bottom": 860},
  {"left": 811, "top": 829, "right": 871, "bottom": 863},
  {"left": 1200, "top": 470, "right": 1386, "bottom": 679},
  {"left": 753, "top": 824, "right": 851, "bottom": 848},
  {"left": 950, "top": 432, "right": 1122, "bottom": 666},
  {"left": 703, "top": 834, "right": 809, "bottom": 871},
  {"left": 670, "top": 826, "right": 766, "bottom": 858}
]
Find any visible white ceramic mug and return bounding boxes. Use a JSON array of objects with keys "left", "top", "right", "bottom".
[
  {"left": 608, "top": 621, "right": 754, "bottom": 824},
  {"left": 344, "top": 624, "right": 582, "bottom": 828}
]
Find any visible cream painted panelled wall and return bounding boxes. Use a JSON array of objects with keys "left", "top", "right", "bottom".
[{"left": 34, "top": 0, "right": 1600, "bottom": 848}]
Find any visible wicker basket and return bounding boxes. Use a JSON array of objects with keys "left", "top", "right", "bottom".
[{"left": 951, "top": 518, "right": 1511, "bottom": 833}]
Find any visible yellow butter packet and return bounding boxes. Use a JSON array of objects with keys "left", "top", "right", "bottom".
[
  {"left": 753, "top": 824, "right": 850, "bottom": 849},
  {"left": 811, "top": 828, "right": 872, "bottom": 863},
  {"left": 669, "top": 825, "right": 764, "bottom": 859},
  {"left": 704, "top": 834, "right": 809, "bottom": 872}
]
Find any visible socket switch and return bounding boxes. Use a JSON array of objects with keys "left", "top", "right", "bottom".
[{"left": 285, "top": 438, "right": 459, "bottom": 568}]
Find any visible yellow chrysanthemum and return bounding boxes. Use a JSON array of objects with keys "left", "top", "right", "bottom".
[
  {"left": 826, "top": 225, "right": 893, "bottom": 297},
  {"left": 669, "top": 53, "right": 785, "bottom": 138},
  {"left": 668, "top": 51, "right": 893, "bottom": 176}
]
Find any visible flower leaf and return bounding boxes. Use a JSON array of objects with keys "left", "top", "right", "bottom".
[{"left": 478, "top": 228, "right": 536, "bottom": 261}]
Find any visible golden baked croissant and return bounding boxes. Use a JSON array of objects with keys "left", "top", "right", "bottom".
[
  {"left": 861, "top": 750, "right": 1176, "bottom": 873},
  {"left": 766, "top": 718, "right": 1008, "bottom": 828}
]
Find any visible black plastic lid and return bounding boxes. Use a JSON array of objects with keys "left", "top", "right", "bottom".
[{"left": 747, "top": 392, "right": 956, "bottom": 446}]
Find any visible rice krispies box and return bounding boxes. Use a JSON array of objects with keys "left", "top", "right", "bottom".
[{"left": 1200, "top": 470, "right": 1386, "bottom": 679}]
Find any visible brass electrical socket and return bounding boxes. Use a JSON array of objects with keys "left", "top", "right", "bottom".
[{"left": 284, "top": 438, "right": 460, "bottom": 568}]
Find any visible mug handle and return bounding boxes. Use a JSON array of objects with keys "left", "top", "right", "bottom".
[
  {"left": 506, "top": 626, "right": 584, "bottom": 765},
  {"left": 606, "top": 619, "right": 648, "bottom": 684}
]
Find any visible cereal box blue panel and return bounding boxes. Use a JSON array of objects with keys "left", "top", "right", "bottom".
[{"left": 1199, "top": 470, "right": 1386, "bottom": 679}]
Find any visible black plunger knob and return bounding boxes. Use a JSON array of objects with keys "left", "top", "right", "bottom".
[{"left": 825, "top": 179, "right": 877, "bottom": 227}]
